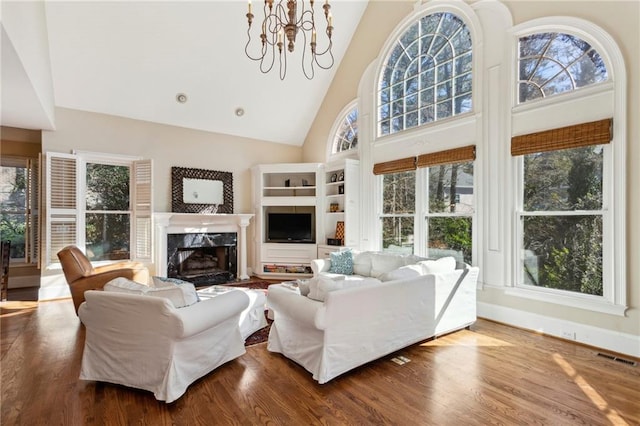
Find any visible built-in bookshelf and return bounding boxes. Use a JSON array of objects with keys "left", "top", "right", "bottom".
[{"left": 252, "top": 163, "right": 321, "bottom": 279}]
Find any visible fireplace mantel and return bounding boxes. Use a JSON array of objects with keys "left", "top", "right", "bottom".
[{"left": 154, "top": 213, "right": 254, "bottom": 280}]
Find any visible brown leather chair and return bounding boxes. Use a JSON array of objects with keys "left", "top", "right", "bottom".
[{"left": 57, "top": 245, "right": 150, "bottom": 314}]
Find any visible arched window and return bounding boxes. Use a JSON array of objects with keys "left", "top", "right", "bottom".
[
  {"left": 518, "top": 32, "right": 608, "bottom": 103},
  {"left": 378, "top": 12, "right": 472, "bottom": 136},
  {"left": 512, "top": 22, "right": 626, "bottom": 315},
  {"left": 332, "top": 104, "right": 358, "bottom": 154}
]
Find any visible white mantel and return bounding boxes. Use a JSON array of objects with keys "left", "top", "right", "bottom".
[{"left": 154, "top": 213, "right": 254, "bottom": 280}]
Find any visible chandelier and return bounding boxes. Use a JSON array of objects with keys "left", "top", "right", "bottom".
[{"left": 245, "top": 0, "right": 335, "bottom": 80}]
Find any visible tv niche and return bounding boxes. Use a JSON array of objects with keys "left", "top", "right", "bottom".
[{"left": 266, "top": 212, "right": 315, "bottom": 244}]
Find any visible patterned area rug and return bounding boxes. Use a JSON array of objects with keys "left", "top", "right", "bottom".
[{"left": 222, "top": 281, "right": 273, "bottom": 346}]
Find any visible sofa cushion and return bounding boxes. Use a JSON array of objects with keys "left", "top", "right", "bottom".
[
  {"left": 418, "top": 256, "right": 457, "bottom": 274},
  {"left": 104, "top": 277, "right": 199, "bottom": 308},
  {"left": 370, "top": 253, "right": 407, "bottom": 278},
  {"left": 104, "top": 277, "right": 149, "bottom": 294},
  {"left": 352, "top": 251, "right": 373, "bottom": 276},
  {"left": 328, "top": 250, "right": 353, "bottom": 275},
  {"left": 145, "top": 284, "right": 199, "bottom": 308},
  {"left": 307, "top": 275, "right": 380, "bottom": 302},
  {"left": 379, "top": 264, "right": 424, "bottom": 282},
  {"left": 153, "top": 276, "right": 201, "bottom": 301}
]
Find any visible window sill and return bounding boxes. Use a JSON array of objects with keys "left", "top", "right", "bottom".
[{"left": 503, "top": 287, "right": 627, "bottom": 316}]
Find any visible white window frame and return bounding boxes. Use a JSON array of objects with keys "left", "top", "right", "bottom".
[
  {"left": 326, "top": 99, "right": 359, "bottom": 162},
  {"left": 44, "top": 151, "right": 153, "bottom": 267},
  {"left": 507, "top": 18, "right": 627, "bottom": 316}
]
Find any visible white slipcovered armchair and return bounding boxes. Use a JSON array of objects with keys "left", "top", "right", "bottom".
[{"left": 78, "top": 289, "right": 250, "bottom": 403}]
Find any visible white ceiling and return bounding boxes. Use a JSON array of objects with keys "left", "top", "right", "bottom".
[{"left": 2, "top": 1, "right": 369, "bottom": 146}]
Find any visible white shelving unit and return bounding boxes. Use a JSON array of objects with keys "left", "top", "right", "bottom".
[
  {"left": 319, "top": 158, "right": 360, "bottom": 258},
  {"left": 252, "top": 163, "right": 322, "bottom": 279}
]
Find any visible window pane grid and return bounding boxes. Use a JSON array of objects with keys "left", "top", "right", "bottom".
[
  {"left": 517, "top": 32, "right": 608, "bottom": 103},
  {"left": 378, "top": 12, "right": 472, "bottom": 136}
]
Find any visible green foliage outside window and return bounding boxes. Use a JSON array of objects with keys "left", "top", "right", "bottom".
[
  {"left": 85, "top": 163, "right": 131, "bottom": 261},
  {"left": 0, "top": 166, "right": 27, "bottom": 259},
  {"left": 522, "top": 146, "right": 604, "bottom": 295}
]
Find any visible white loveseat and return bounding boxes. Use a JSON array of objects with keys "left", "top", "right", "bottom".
[
  {"left": 79, "top": 287, "right": 250, "bottom": 403},
  {"left": 267, "top": 251, "right": 479, "bottom": 384}
]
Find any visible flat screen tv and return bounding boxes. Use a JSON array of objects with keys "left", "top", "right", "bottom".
[{"left": 267, "top": 212, "right": 314, "bottom": 243}]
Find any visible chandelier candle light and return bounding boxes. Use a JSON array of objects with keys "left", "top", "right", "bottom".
[{"left": 245, "top": 0, "right": 335, "bottom": 80}]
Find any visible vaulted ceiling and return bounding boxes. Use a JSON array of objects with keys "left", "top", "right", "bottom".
[{"left": 1, "top": 1, "right": 368, "bottom": 146}]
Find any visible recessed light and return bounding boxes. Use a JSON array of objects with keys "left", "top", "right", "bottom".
[
  {"left": 235, "top": 107, "right": 245, "bottom": 117},
  {"left": 176, "top": 93, "right": 188, "bottom": 103}
]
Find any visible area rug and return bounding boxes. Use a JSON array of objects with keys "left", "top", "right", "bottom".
[{"left": 221, "top": 280, "right": 274, "bottom": 346}]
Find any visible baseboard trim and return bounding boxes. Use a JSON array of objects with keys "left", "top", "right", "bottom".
[
  {"left": 8, "top": 275, "right": 41, "bottom": 289},
  {"left": 477, "top": 302, "right": 640, "bottom": 359}
]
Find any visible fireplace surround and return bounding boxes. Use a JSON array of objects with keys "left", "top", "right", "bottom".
[{"left": 155, "top": 213, "right": 253, "bottom": 281}]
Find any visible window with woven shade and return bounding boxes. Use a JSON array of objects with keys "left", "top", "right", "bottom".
[
  {"left": 514, "top": 119, "right": 611, "bottom": 297},
  {"left": 376, "top": 145, "right": 475, "bottom": 262},
  {"left": 419, "top": 145, "right": 475, "bottom": 263}
]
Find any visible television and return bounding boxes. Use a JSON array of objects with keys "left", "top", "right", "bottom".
[{"left": 267, "top": 212, "right": 314, "bottom": 243}]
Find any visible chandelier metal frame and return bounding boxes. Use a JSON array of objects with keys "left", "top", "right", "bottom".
[{"left": 245, "top": 0, "right": 335, "bottom": 80}]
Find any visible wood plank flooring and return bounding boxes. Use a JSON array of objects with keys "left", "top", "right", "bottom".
[{"left": 1, "top": 297, "right": 638, "bottom": 425}]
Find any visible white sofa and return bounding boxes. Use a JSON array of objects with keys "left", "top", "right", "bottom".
[
  {"left": 79, "top": 288, "right": 250, "bottom": 403},
  {"left": 267, "top": 251, "right": 479, "bottom": 384}
]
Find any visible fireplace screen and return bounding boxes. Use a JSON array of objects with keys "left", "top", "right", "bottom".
[{"left": 167, "top": 232, "right": 237, "bottom": 286}]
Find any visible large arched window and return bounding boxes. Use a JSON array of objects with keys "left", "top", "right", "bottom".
[
  {"left": 512, "top": 22, "right": 625, "bottom": 315},
  {"left": 518, "top": 32, "right": 608, "bottom": 103},
  {"left": 378, "top": 12, "right": 472, "bottom": 136}
]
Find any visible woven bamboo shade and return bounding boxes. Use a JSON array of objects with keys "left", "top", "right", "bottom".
[
  {"left": 511, "top": 118, "right": 612, "bottom": 156},
  {"left": 372, "top": 157, "right": 416, "bottom": 175},
  {"left": 416, "top": 145, "right": 476, "bottom": 168}
]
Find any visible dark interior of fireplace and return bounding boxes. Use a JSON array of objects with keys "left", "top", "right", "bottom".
[{"left": 167, "top": 232, "right": 237, "bottom": 286}]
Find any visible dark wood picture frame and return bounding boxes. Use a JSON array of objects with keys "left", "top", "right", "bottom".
[{"left": 171, "top": 167, "right": 234, "bottom": 214}]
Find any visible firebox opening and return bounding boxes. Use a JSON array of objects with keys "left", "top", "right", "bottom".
[{"left": 167, "top": 232, "right": 237, "bottom": 286}]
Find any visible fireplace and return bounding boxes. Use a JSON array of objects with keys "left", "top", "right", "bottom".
[
  {"left": 167, "top": 233, "right": 237, "bottom": 285},
  {"left": 154, "top": 213, "right": 254, "bottom": 281}
]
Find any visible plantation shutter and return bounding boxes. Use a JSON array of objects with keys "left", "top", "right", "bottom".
[
  {"left": 511, "top": 118, "right": 612, "bottom": 156},
  {"left": 45, "top": 152, "right": 79, "bottom": 266},
  {"left": 26, "top": 156, "right": 41, "bottom": 266},
  {"left": 132, "top": 159, "right": 153, "bottom": 261}
]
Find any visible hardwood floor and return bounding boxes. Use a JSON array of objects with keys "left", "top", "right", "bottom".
[{"left": 1, "top": 297, "right": 638, "bottom": 425}]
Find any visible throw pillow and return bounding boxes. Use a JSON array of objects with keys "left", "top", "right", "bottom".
[
  {"left": 297, "top": 279, "right": 311, "bottom": 297},
  {"left": 370, "top": 253, "right": 406, "bottom": 278},
  {"left": 145, "top": 283, "right": 199, "bottom": 308},
  {"left": 379, "top": 264, "right": 423, "bottom": 282},
  {"left": 307, "top": 276, "right": 345, "bottom": 302},
  {"left": 328, "top": 250, "right": 353, "bottom": 275},
  {"left": 104, "top": 277, "right": 149, "bottom": 294},
  {"left": 153, "top": 276, "right": 201, "bottom": 301},
  {"left": 418, "top": 256, "right": 457, "bottom": 274}
]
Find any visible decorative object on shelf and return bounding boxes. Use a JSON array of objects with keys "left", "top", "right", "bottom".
[
  {"left": 171, "top": 167, "right": 233, "bottom": 214},
  {"left": 330, "top": 173, "right": 337, "bottom": 183},
  {"left": 244, "top": 0, "right": 334, "bottom": 80},
  {"left": 327, "top": 238, "right": 341, "bottom": 246},
  {"left": 284, "top": 179, "right": 290, "bottom": 187},
  {"left": 335, "top": 221, "right": 345, "bottom": 245},
  {"left": 302, "top": 179, "right": 309, "bottom": 186},
  {"left": 330, "top": 202, "right": 339, "bottom": 212},
  {"left": 338, "top": 170, "right": 344, "bottom": 181},
  {"left": 338, "top": 184, "right": 344, "bottom": 194}
]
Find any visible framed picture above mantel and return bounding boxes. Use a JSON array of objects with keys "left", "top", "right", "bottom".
[{"left": 171, "top": 167, "right": 234, "bottom": 214}]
